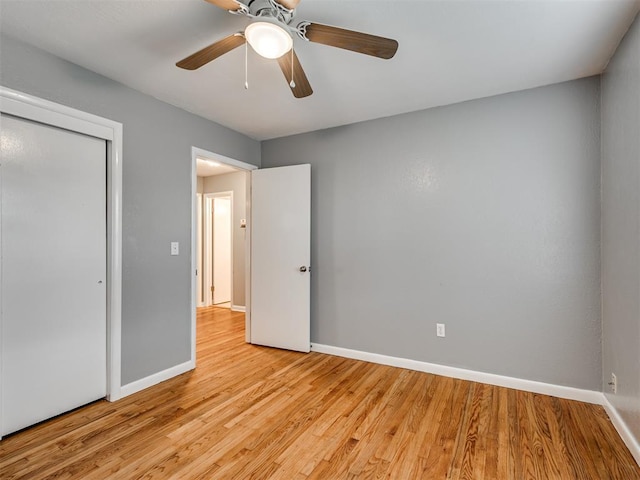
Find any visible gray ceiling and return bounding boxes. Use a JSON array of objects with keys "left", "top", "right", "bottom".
[{"left": 1, "top": 0, "right": 639, "bottom": 140}]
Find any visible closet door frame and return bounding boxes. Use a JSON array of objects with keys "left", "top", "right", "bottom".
[{"left": 0, "top": 87, "right": 124, "bottom": 435}]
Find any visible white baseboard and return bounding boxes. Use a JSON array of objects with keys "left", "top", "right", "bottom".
[
  {"left": 117, "top": 360, "right": 195, "bottom": 399},
  {"left": 602, "top": 395, "right": 640, "bottom": 466},
  {"left": 310, "top": 343, "right": 603, "bottom": 405},
  {"left": 231, "top": 305, "right": 246, "bottom": 312}
]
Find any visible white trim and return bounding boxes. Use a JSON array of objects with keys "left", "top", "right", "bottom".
[
  {"left": 192, "top": 147, "right": 258, "bottom": 172},
  {"left": 245, "top": 172, "right": 252, "bottom": 343},
  {"left": 0, "top": 86, "right": 123, "bottom": 410},
  {"left": 190, "top": 157, "right": 198, "bottom": 365},
  {"left": 602, "top": 395, "right": 640, "bottom": 466},
  {"left": 310, "top": 343, "right": 604, "bottom": 405},
  {"left": 231, "top": 305, "right": 246, "bottom": 312},
  {"left": 190, "top": 146, "right": 256, "bottom": 367},
  {"left": 0, "top": 88, "right": 114, "bottom": 141},
  {"left": 196, "top": 194, "right": 204, "bottom": 308},
  {"left": 106, "top": 123, "right": 124, "bottom": 402},
  {"left": 119, "top": 361, "right": 195, "bottom": 398}
]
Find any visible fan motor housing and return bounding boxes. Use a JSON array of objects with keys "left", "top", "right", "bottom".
[{"left": 247, "top": 0, "right": 295, "bottom": 25}]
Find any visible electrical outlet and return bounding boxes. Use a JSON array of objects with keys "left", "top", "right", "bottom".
[
  {"left": 610, "top": 373, "right": 617, "bottom": 394},
  {"left": 436, "top": 323, "right": 445, "bottom": 338}
]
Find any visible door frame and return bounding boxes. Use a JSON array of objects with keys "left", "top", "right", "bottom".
[
  {"left": 190, "top": 147, "right": 256, "bottom": 363},
  {"left": 0, "top": 87, "right": 124, "bottom": 418},
  {"left": 196, "top": 193, "right": 204, "bottom": 307},
  {"left": 203, "top": 192, "right": 234, "bottom": 307}
]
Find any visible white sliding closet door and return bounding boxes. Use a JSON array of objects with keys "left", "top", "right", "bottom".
[{"left": 1, "top": 114, "right": 107, "bottom": 436}]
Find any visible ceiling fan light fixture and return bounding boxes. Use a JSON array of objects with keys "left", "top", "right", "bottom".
[{"left": 245, "top": 21, "right": 292, "bottom": 59}]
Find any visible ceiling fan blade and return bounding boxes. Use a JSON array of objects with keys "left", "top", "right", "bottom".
[
  {"left": 273, "top": 0, "right": 301, "bottom": 9},
  {"left": 277, "top": 49, "right": 313, "bottom": 98},
  {"left": 203, "top": 0, "right": 245, "bottom": 12},
  {"left": 176, "top": 34, "right": 245, "bottom": 70},
  {"left": 304, "top": 23, "right": 398, "bottom": 59}
]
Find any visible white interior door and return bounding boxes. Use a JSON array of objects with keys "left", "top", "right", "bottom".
[
  {"left": 251, "top": 164, "right": 310, "bottom": 353},
  {"left": 213, "top": 196, "right": 231, "bottom": 304},
  {"left": 1, "top": 114, "right": 107, "bottom": 436}
]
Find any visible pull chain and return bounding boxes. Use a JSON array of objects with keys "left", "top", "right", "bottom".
[
  {"left": 289, "top": 48, "right": 296, "bottom": 89},
  {"left": 244, "top": 39, "right": 249, "bottom": 89}
]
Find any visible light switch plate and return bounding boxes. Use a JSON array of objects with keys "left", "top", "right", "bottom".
[{"left": 171, "top": 242, "right": 179, "bottom": 256}]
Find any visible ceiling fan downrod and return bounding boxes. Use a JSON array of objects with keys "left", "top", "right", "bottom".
[
  {"left": 290, "top": 47, "right": 295, "bottom": 88},
  {"left": 244, "top": 38, "right": 249, "bottom": 89}
]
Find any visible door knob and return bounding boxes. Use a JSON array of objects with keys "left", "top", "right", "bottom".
[{"left": 299, "top": 266, "right": 307, "bottom": 273}]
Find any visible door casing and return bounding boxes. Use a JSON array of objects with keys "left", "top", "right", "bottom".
[{"left": 196, "top": 193, "right": 203, "bottom": 307}]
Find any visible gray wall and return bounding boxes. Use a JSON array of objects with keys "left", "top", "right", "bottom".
[
  {"left": 263, "top": 77, "right": 602, "bottom": 390},
  {"left": 602, "top": 13, "right": 640, "bottom": 445},
  {"left": 0, "top": 35, "right": 260, "bottom": 385},
  {"left": 203, "top": 171, "right": 248, "bottom": 307}
]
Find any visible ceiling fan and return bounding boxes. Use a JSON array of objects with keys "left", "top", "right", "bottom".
[{"left": 176, "top": 0, "right": 399, "bottom": 98}]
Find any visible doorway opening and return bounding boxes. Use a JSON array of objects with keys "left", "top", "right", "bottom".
[
  {"left": 191, "top": 147, "right": 256, "bottom": 364},
  {"left": 191, "top": 148, "right": 312, "bottom": 365}
]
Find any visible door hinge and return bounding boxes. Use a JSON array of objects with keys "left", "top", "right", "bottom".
[{"left": 211, "top": 285, "right": 215, "bottom": 293}]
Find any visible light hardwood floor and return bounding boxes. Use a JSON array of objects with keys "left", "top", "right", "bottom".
[{"left": 1, "top": 306, "right": 639, "bottom": 479}]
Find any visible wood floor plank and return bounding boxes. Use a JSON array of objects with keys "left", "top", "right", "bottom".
[
  {"left": 382, "top": 375, "right": 433, "bottom": 478},
  {"left": 1, "top": 306, "right": 638, "bottom": 479},
  {"left": 427, "top": 379, "right": 473, "bottom": 477},
  {"left": 448, "top": 382, "right": 484, "bottom": 480}
]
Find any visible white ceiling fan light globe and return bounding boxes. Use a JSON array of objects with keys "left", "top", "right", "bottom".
[{"left": 245, "top": 21, "right": 293, "bottom": 59}]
